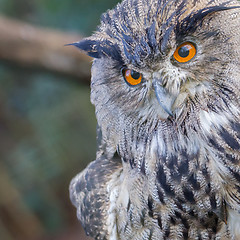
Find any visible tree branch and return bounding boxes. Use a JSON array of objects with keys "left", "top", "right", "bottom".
[{"left": 0, "top": 16, "right": 92, "bottom": 82}]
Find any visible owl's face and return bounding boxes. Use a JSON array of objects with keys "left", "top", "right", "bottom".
[{"left": 73, "top": 0, "right": 240, "bottom": 157}]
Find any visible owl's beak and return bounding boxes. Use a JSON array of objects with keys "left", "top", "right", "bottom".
[{"left": 153, "top": 81, "right": 177, "bottom": 117}]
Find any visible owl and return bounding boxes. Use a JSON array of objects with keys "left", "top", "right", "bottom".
[{"left": 69, "top": 0, "right": 240, "bottom": 239}]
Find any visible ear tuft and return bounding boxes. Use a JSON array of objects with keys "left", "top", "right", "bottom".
[
  {"left": 66, "top": 39, "right": 102, "bottom": 58},
  {"left": 67, "top": 38, "right": 123, "bottom": 63}
]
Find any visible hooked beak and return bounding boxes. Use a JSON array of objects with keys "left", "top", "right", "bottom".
[{"left": 152, "top": 80, "right": 177, "bottom": 117}]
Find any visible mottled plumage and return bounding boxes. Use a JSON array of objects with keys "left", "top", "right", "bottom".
[{"left": 69, "top": 0, "right": 240, "bottom": 239}]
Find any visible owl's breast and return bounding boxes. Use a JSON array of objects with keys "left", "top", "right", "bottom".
[
  {"left": 111, "top": 152, "right": 230, "bottom": 240},
  {"left": 114, "top": 114, "right": 240, "bottom": 239}
]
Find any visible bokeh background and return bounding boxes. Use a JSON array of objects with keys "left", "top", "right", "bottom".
[{"left": 0, "top": 0, "right": 119, "bottom": 239}]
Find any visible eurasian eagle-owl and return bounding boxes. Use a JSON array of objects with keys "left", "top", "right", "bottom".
[{"left": 69, "top": 0, "right": 240, "bottom": 239}]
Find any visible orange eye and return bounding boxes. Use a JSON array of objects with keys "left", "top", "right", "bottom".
[
  {"left": 122, "top": 68, "right": 142, "bottom": 86},
  {"left": 173, "top": 42, "right": 196, "bottom": 63}
]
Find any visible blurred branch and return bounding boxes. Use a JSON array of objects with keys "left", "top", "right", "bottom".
[{"left": 0, "top": 15, "right": 92, "bottom": 82}]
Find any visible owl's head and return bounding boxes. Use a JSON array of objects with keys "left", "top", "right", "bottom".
[{"left": 72, "top": 0, "right": 240, "bottom": 156}]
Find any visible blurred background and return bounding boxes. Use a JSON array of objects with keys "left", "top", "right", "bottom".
[{"left": 0, "top": 0, "right": 119, "bottom": 239}]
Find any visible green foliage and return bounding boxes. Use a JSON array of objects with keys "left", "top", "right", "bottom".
[{"left": 0, "top": 0, "right": 119, "bottom": 34}]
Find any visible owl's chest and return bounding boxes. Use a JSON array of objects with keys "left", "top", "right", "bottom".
[
  {"left": 112, "top": 109, "right": 240, "bottom": 238},
  {"left": 112, "top": 132, "right": 235, "bottom": 239},
  {"left": 110, "top": 165, "right": 228, "bottom": 240},
  {"left": 111, "top": 162, "right": 230, "bottom": 240}
]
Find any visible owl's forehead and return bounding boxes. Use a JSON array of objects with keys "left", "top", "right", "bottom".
[{"left": 97, "top": 0, "right": 238, "bottom": 68}]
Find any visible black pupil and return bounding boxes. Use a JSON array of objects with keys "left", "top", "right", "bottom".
[
  {"left": 131, "top": 70, "right": 140, "bottom": 79},
  {"left": 178, "top": 46, "right": 189, "bottom": 58}
]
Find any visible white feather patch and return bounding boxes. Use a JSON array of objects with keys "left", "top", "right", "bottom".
[
  {"left": 106, "top": 169, "right": 123, "bottom": 240},
  {"left": 199, "top": 109, "right": 229, "bottom": 134},
  {"left": 227, "top": 207, "right": 240, "bottom": 239}
]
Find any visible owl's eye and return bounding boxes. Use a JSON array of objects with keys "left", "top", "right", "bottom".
[
  {"left": 122, "top": 68, "right": 142, "bottom": 86},
  {"left": 173, "top": 42, "right": 196, "bottom": 63}
]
